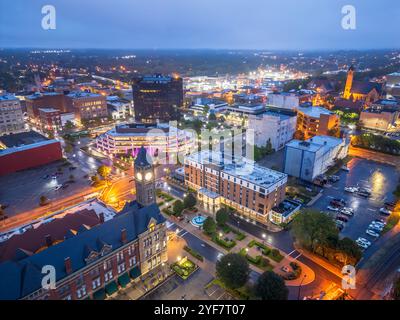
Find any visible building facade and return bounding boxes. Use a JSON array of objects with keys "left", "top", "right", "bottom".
[
  {"left": 66, "top": 92, "right": 108, "bottom": 123},
  {"left": 359, "top": 99, "right": 400, "bottom": 131},
  {"left": 132, "top": 74, "right": 183, "bottom": 123},
  {"left": 248, "top": 108, "right": 297, "bottom": 150},
  {"left": 0, "top": 202, "right": 167, "bottom": 300},
  {"left": 268, "top": 90, "right": 315, "bottom": 110},
  {"left": 95, "top": 122, "right": 194, "bottom": 160},
  {"left": 296, "top": 106, "right": 340, "bottom": 140},
  {"left": 25, "top": 92, "right": 67, "bottom": 121},
  {"left": 184, "top": 150, "right": 288, "bottom": 226},
  {"left": 0, "top": 93, "right": 25, "bottom": 136},
  {"left": 38, "top": 108, "right": 62, "bottom": 132},
  {"left": 284, "top": 135, "right": 349, "bottom": 182}
]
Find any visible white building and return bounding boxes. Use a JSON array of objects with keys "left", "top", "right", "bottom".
[
  {"left": 189, "top": 97, "right": 228, "bottom": 115},
  {"left": 284, "top": 135, "right": 349, "bottom": 182},
  {"left": 0, "top": 93, "right": 25, "bottom": 136},
  {"left": 268, "top": 90, "right": 315, "bottom": 110},
  {"left": 106, "top": 96, "right": 133, "bottom": 120},
  {"left": 248, "top": 109, "right": 297, "bottom": 150},
  {"left": 96, "top": 122, "right": 194, "bottom": 160}
]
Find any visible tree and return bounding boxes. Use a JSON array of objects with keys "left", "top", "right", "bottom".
[
  {"left": 208, "top": 113, "right": 217, "bottom": 121},
  {"left": 65, "top": 120, "right": 75, "bottom": 130},
  {"left": 291, "top": 209, "right": 339, "bottom": 253},
  {"left": 392, "top": 277, "right": 400, "bottom": 300},
  {"left": 216, "top": 253, "right": 249, "bottom": 289},
  {"left": 255, "top": 271, "right": 289, "bottom": 300},
  {"left": 39, "top": 195, "right": 48, "bottom": 206},
  {"left": 216, "top": 208, "right": 229, "bottom": 226},
  {"left": 64, "top": 143, "right": 73, "bottom": 154},
  {"left": 173, "top": 200, "right": 184, "bottom": 216},
  {"left": 203, "top": 217, "right": 217, "bottom": 235},
  {"left": 183, "top": 193, "right": 196, "bottom": 209},
  {"left": 336, "top": 237, "right": 362, "bottom": 266},
  {"left": 97, "top": 165, "right": 111, "bottom": 179}
]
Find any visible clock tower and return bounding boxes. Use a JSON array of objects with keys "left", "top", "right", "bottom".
[{"left": 134, "top": 146, "right": 156, "bottom": 207}]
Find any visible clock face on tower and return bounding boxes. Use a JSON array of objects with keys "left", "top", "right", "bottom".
[
  {"left": 136, "top": 172, "right": 143, "bottom": 181},
  {"left": 145, "top": 172, "right": 153, "bottom": 181}
]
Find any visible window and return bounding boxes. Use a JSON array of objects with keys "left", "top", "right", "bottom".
[
  {"left": 118, "top": 263, "right": 126, "bottom": 274},
  {"left": 92, "top": 277, "right": 101, "bottom": 290},
  {"left": 76, "top": 285, "right": 87, "bottom": 299},
  {"left": 105, "top": 270, "right": 113, "bottom": 282},
  {"left": 103, "top": 260, "right": 112, "bottom": 271},
  {"left": 129, "top": 256, "right": 137, "bottom": 267},
  {"left": 117, "top": 251, "right": 124, "bottom": 263}
]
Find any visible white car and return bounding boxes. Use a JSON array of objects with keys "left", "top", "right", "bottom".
[
  {"left": 356, "top": 241, "right": 369, "bottom": 249},
  {"left": 357, "top": 238, "right": 371, "bottom": 246},
  {"left": 327, "top": 206, "right": 339, "bottom": 212},
  {"left": 369, "top": 223, "right": 384, "bottom": 230},
  {"left": 380, "top": 207, "right": 392, "bottom": 215},
  {"left": 366, "top": 229, "right": 380, "bottom": 238},
  {"left": 341, "top": 166, "right": 350, "bottom": 172},
  {"left": 344, "top": 187, "right": 356, "bottom": 193}
]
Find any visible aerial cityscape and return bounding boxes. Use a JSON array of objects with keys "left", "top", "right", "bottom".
[{"left": 1, "top": 0, "right": 400, "bottom": 306}]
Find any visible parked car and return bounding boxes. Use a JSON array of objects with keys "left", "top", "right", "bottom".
[
  {"left": 341, "top": 166, "right": 350, "bottom": 172},
  {"left": 336, "top": 216, "right": 349, "bottom": 223},
  {"left": 368, "top": 224, "right": 383, "bottom": 232},
  {"left": 373, "top": 219, "right": 386, "bottom": 224},
  {"left": 380, "top": 207, "right": 392, "bottom": 215},
  {"left": 356, "top": 241, "right": 369, "bottom": 249},
  {"left": 357, "top": 238, "right": 371, "bottom": 246},
  {"left": 344, "top": 186, "right": 357, "bottom": 193},
  {"left": 327, "top": 206, "right": 339, "bottom": 212},
  {"left": 384, "top": 201, "right": 396, "bottom": 208},
  {"left": 366, "top": 229, "right": 380, "bottom": 238}
]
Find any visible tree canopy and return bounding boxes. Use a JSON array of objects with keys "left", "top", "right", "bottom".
[
  {"left": 173, "top": 200, "right": 184, "bottom": 216},
  {"left": 203, "top": 217, "right": 217, "bottom": 235},
  {"left": 216, "top": 253, "right": 250, "bottom": 289},
  {"left": 216, "top": 208, "right": 229, "bottom": 226},
  {"left": 183, "top": 193, "right": 197, "bottom": 209},
  {"left": 255, "top": 271, "right": 289, "bottom": 300}
]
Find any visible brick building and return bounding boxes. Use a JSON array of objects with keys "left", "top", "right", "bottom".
[
  {"left": 25, "top": 92, "right": 67, "bottom": 121},
  {"left": 0, "top": 202, "right": 167, "bottom": 300},
  {"left": 65, "top": 92, "right": 108, "bottom": 123},
  {"left": 184, "top": 150, "right": 288, "bottom": 226},
  {"left": 38, "top": 108, "right": 62, "bottom": 132}
]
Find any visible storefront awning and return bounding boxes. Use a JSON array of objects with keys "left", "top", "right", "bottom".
[
  {"left": 118, "top": 272, "right": 131, "bottom": 288},
  {"left": 129, "top": 266, "right": 141, "bottom": 279},
  {"left": 105, "top": 281, "right": 118, "bottom": 296}
]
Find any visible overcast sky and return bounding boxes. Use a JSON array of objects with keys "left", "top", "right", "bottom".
[{"left": 0, "top": 0, "right": 399, "bottom": 50}]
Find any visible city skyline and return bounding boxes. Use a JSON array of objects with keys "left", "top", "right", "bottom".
[{"left": 0, "top": 0, "right": 399, "bottom": 50}]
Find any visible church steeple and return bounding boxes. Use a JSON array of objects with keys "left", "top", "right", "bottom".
[
  {"left": 134, "top": 146, "right": 156, "bottom": 207},
  {"left": 343, "top": 65, "right": 355, "bottom": 99}
]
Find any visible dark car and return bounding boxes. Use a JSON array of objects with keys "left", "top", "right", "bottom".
[{"left": 336, "top": 216, "right": 349, "bottom": 223}]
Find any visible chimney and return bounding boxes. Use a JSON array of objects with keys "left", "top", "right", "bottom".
[
  {"left": 64, "top": 257, "right": 72, "bottom": 274},
  {"left": 45, "top": 234, "right": 53, "bottom": 247},
  {"left": 99, "top": 212, "right": 105, "bottom": 224},
  {"left": 121, "top": 229, "right": 127, "bottom": 244}
]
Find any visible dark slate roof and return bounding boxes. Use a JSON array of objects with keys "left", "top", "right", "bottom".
[
  {"left": 0, "top": 202, "right": 165, "bottom": 300},
  {"left": 134, "top": 146, "right": 152, "bottom": 166},
  {"left": 351, "top": 81, "right": 383, "bottom": 95}
]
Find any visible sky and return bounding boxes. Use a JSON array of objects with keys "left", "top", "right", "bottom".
[{"left": 0, "top": 0, "right": 399, "bottom": 50}]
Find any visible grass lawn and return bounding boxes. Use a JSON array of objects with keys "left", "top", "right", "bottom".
[
  {"left": 239, "top": 248, "right": 273, "bottom": 271},
  {"left": 247, "top": 240, "right": 284, "bottom": 263},
  {"left": 172, "top": 258, "right": 198, "bottom": 280}
]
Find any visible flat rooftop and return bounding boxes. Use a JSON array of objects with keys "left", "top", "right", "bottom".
[
  {"left": 67, "top": 91, "right": 102, "bottom": 99},
  {"left": 186, "top": 150, "right": 287, "bottom": 187},
  {"left": 286, "top": 135, "right": 344, "bottom": 153},
  {"left": 0, "top": 131, "right": 48, "bottom": 148},
  {"left": 298, "top": 106, "right": 334, "bottom": 118},
  {"left": 0, "top": 94, "right": 19, "bottom": 102}
]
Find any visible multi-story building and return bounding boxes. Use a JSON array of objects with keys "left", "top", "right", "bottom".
[
  {"left": 25, "top": 92, "right": 67, "bottom": 121},
  {"left": 184, "top": 150, "right": 288, "bottom": 226},
  {"left": 284, "top": 135, "right": 349, "bottom": 182},
  {"left": 268, "top": 90, "right": 315, "bottom": 110},
  {"left": 248, "top": 108, "right": 297, "bottom": 150},
  {"left": 296, "top": 105, "right": 340, "bottom": 139},
  {"left": 0, "top": 202, "right": 167, "bottom": 300},
  {"left": 224, "top": 103, "right": 265, "bottom": 126},
  {"left": 96, "top": 122, "right": 194, "bottom": 160},
  {"left": 66, "top": 92, "right": 108, "bottom": 123},
  {"left": 132, "top": 74, "right": 183, "bottom": 123},
  {"left": 106, "top": 96, "right": 133, "bottom": 120},
  {"left": 359, "top": 99, "right": 400, "bottom": 131},
  {"left": 0, "top": 93, "right": 25, "bottom": 136},
  {"left": 38, "top": 108, "right": 62, "bottom": 132}
]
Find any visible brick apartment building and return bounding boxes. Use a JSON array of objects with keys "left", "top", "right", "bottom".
[
  {"left": 25, "top": 92, "right": 67, "bottom": 121},
  {"left": 38, "top": 108, "right": 62, "bottom": 132},
  {"left": 184, "top": 150, "right": 288, "bottom": 226},
  {"left": 66, "top": 92, "right": 108, "bottom": 123}
]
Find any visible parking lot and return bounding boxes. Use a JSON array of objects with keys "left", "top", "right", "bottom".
[
  {"left": 0, "top": 160, "right": 93, "bottom": 216},
  {"left": 311, "top": 157, "right": 399, "bottom": 248}
]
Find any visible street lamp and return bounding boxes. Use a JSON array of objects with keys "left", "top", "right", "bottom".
[
  {"left": 262, "top": 233, "right": 266, "bottom": 244},
  {"left": 219, "top": 232, "right": 223, "bottom": 238},
  {"left": 298, "top": 274, "right": 307, "bottom": 300}
]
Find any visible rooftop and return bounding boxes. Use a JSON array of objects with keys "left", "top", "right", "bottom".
[
  {"left": 0, "top": 94, "right": 19, "bottom": 102},
  {"left": 186, "top": 150, "right": 287, "bottom": 187},
  {"left": 0, "top": 131, "right": 48, "bottom": 148},
  {"left": 286, "top": 135, "right": 345, "bottom": 153},
  {"left": 297, "top": 106, "right": 335, "bottom": 118},
  {"left": 67, "top": 91, "right": 103, "bottom": 99}
]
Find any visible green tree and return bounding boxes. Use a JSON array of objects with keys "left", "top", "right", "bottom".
[
  {"left": 97, "top": 165, "right": 111, "bottom": 179},
  {"left": 183, "top": 193, "right": 197, "bottom": 209},
  {"left": 291, "top": 209, "right": 339, "bottom": 253},
  {"left": 255, "top": 271, "right": 289, "bottom": 300},
  {"left": 65, "top": 121, "right": 75, "bottom": 130},
  {"left": 208, "top": 113, "right": 217, "bottom": 121},
  {"left": 336, "top": 237, "right": 362, "bottom": 266},
  {"left": 203, "top": 217, "right": 217, "bottom": 235},
  {"left": 216, "top": 208, "right": 229, "bottom": 226},
  {"left": 173, "top": 200, "right": 184, "bottom": 216},
  {"left": 216, "top": 253, "right": 250, "bottom": 289},
  {"left": 64, "top": 143, "right": 73, "bottom": 154}
]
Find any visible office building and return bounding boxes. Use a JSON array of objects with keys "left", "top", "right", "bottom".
[
  {"left": 0, "top": 93, "right": 25, "bottom": 136},
  {"left": 284, "top": 135, "right": 349, "bottom": 182},
  {"left": 66, "top": 92, "right": 108, "bottom": 123},
  {"left": 132, "top": 74, "right": 183, "bottom": 123}
]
